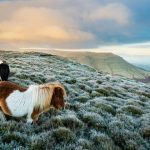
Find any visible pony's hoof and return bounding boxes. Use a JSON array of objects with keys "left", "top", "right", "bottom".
[{"left": 26, "top": 118, "right": 33, "bottom": 124}]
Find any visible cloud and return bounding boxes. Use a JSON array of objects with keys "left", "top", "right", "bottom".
[
  {"left": 0, "top": 0, "right": 132, "bottom": 49},
  {"left": 0, "top": 7, "right": 94, "bottom": 43},
  {"left": 88, "top": 3, "right": 130, "bottom": 25}
]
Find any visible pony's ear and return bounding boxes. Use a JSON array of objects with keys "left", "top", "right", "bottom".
[{"left": 51, "top": 87, "right": 65, "bottom": 109}]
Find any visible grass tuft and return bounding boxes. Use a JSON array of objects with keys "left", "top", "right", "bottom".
[{"left": 52, "top": 127, "right": 76, "bottom": 142}]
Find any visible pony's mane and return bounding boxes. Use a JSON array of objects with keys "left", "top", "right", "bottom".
[{"left": 31, "top": 82, "right": 66, "bottom": 111}]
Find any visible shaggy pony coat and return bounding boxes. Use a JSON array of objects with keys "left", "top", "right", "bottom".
[
  {"left": 0, "top": 60, "right": 10, "bottom": 81},
  {"left": 0, "top": 81, "right": 67, "bottom": 123}
]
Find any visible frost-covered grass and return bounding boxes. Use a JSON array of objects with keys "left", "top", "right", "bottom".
[{"left": 0, "top": 51, "right": 150, "bottom": 150}]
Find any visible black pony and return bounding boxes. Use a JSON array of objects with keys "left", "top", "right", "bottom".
[{"left": 0, "top": 60, "right": 10, "bottom": 81}]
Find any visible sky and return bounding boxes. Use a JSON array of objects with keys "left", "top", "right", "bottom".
[{"left": 0, "top": 0, "right": 150, "bottom": 56}]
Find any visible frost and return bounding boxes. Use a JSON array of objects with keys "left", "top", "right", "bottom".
[{"left": 0, "top": 51, "right": 150, "bottom": 149}]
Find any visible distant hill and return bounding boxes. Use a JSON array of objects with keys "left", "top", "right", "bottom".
[
  {"left": 47, "top": 50, "right": 150, "bottom": 81},
  {"left": 133, "top": 64, "right": 150, "bottom": 71}
]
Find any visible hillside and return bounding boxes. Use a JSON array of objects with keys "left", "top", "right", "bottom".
[
  {"left": 47, "top": 50, "right": 150, "bottom": 81},
  {"left": 0, "top": 51, "right": 150, "bottom": 150}
]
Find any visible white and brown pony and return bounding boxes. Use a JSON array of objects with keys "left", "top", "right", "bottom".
[
  {"left": 0, "top": 81, "right": 67, "bottom": 123},
  {"left": 0, "top": 60, "right": 10, "bottom": 81}
]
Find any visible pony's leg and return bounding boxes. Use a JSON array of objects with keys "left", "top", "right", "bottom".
[
  {"left": 26, "top": 113, "right": 33, "bottom": 124},
  {"left": 0, "top": 110, "right": 6, "bottom": 122},
  {"left": 32, "top": 114, "right": 40, "bottom": 123},
  {"left": 27, "top": 118, "right": 33, "bottom": 124}
]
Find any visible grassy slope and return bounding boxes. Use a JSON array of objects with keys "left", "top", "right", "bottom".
[
  {"left": 47, "top": 50, "right": 150, "bottom": 79},
  {"left": 0, "top": 51, "right": 150, "bottom": 150}
]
